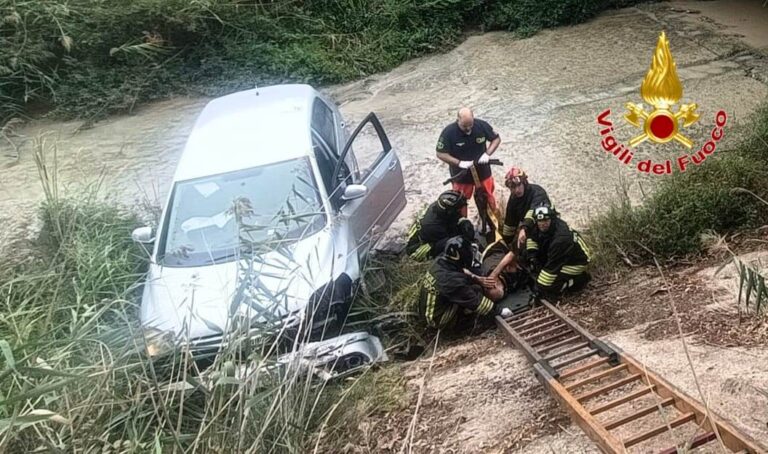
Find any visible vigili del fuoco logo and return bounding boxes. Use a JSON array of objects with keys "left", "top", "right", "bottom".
[{"left": 596, "top": 31, "right": 727, "bottom": 175}]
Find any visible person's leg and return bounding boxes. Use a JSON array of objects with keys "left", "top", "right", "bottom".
[
  {"left": 451, "top": 182, "right": 474, "bottom": 217},
  {"left": 561, "top": 266, "right": 591, "bottom": 293},
  {"left": 480, "top": 176, "right": 498, "bottom": 212},
  {"left": 543, "top": 266, "right": 590, "bottom": 300}
]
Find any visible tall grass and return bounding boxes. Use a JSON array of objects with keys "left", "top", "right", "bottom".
[
  {"left": 0, "top": 0, "right": 641, "bottom": 123},
  {"left": 0, "top": 140, "right": 410, "bottom": 452}
]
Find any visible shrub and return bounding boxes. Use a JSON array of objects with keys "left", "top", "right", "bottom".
[
  {"left": 586, "top": 104, "right": 768, "bottom": 270},
  {"left": 1, "top": 0, "right": 642, "bottom": 122}
]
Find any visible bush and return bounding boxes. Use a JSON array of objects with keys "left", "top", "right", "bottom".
[
  {"left": 586, "top": 104, "right": 768, "bottom": 270},
  {"left": 1, "top": 0, "right": 642, "bottom": 123}
]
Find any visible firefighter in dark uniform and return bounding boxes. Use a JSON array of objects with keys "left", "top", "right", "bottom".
[
  {"left": 436, "top": 107, "right": 501, "bottom": 218},
  {"left": 417, "top": 236, "right": 497, "bottom": 329},
  {"left": 481, "top": 167, "right": 551, "bottom": 295},
  {"left": 501, "top": 167, "right": 552, "bottom": 249},
  {"left": 406, "top": 190, "right": 472, "bottom": 260},
  {"left": 526, "top": 206, "right": 592, "bottom": 300}
]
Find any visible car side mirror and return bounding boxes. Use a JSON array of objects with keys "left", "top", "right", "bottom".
[
  {"left": 132, "top": 226, "right": 155, "bottom": 244},
  {"left": 341, "top": 184, "right": 368, "bottom": 201}
]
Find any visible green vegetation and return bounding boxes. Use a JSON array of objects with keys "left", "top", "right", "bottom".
[
  {"left": 0, "top": 142, "right": 414, "bottom": 452},
  {"left": 1, "top": 0, "right": 640, "bottom": 123},
  {"left": 586, "top": 104, "right": 768, "bottom": 270}
]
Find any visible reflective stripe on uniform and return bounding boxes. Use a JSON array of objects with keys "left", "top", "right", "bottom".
[
  {"left": 438, "top": 304, "right": 458, "bottom": 328},
  {"left": 526, "top": 238, "right": 539, "bottom": 251},
  {"left": 562, "top": 265, "right": 587, "bottom": 275},
  {"left": 524, "top": 209, "right": 534, "bottom": 222},
  {"left": 574, "top": 232, "right": 592, "bottom": 262},
  {"left": 411, "top": 243, "right": 432, "bottom": 260},
  {"left": 502, "top": 224, "right": 516, "bottom": 235},
  {"left": 476, "top": 296, "right": 494, "bottom": 316},
  {"left": 537, "top": 270, "right": 556, "bottom": 287},
  {"left": 422, "top": 274, "right": 438, "bottom": 325},
  {"left": 408, "top": 221, "right": 421, "bottom": 239}
]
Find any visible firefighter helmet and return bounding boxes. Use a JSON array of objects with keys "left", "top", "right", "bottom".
[
  {"left": 444, "top": 236, "right": 473, "bottom": 268},
  {"left": 533, "top": 205, "right": 556, "bottom": 221},
  {"left": 436, "top": 190, "right": 467, "bottom": 213},
  {"left": 504, "top": 167, "right": 528, "bottom": 188},
  {"left": 457, "top": 218, "right": 475, "bottom": 242}
]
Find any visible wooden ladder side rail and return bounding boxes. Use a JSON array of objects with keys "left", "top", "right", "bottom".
[
  {"left": 496, "top": 315, "right": 547, "bottom": 366},
  {"left": 614, "top": 345, "right": 767, "bottom": 454},
  {"left": 540, "top": 300, "right": 619, "bottom": 365},
  {"left": 533, "top": 363, "right": 625, "bottom": 454},
  {"left": 495, "top": 315, "right": 560, "bottom": 379}
]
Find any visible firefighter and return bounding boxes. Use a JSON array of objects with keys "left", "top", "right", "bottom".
[
  {"left": 501, "top": 167, "right": 551, "bottom": 249},
  {"left": 417, "top": 236, "right": 504, "bottom": 329},
  {"left": 526, "top": 206, "right": 591, "bottom": 300},
  {"left": 406, "top": 190, "right": 472, "bottom": 260},
  {"left": 481, "top": 168, "right": 550, "bottom": 293},
  {"left": 435, "top": 107, "right": 501, "bottom": 218}
]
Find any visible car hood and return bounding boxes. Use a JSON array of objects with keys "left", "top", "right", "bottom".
[{"left": 139, "top": 230, "right": 337, "bottom": 340}]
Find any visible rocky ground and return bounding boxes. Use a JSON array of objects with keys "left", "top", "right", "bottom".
[{"left": 2, "top": 1, "right": 768, "bottom": 452}]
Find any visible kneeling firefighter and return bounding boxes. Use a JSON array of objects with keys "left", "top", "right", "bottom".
[
  {"left": 417, "top": 236, "right": 497, "bottom": 329},
  {"left": 527, "top": 206, "right": 592, "bottom": 300},
  {"left": 407, "top": 190, "right": 471, "bottom": 260}
]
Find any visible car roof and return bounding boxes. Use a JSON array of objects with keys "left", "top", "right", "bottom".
[{"left": 174, "top": 84, "right": 320, "bottom": 181}]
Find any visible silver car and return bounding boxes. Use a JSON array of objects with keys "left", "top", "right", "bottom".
[{"left": 132, "top": 84, "right": 406, "bottom": 368}]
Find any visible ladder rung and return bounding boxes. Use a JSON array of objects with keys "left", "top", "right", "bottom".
[
  {"left": 507, "top": 308, "right": 545, "bottom": 323},
  {"left": 559, "top": 357, "right": 610, "bottom": 380},
  {"left": 589, "top": 385, "right": 656, "bottom": 415},
  {"left": 623, "top": 412, "right": 696, "bottom": 448},
  {"left": 657, "top": 431, "right": 717, "bottom": 454},
  {"left": 544, "top": 342, "right": 590, "bottom": 362},
  {"left": 538, "top": 335, "right": 582, "bottom": 355},
  {"left": 511, "top": 313, "right": 557, "bottom": 331},
  {"left": 517, "top": 318, "right": 562, "bottom": 337},
  {"left": 523, "top": 324, "right": 569, "bottom": 342},
  {"left": 530, "top": 330, "right": 573, "bottom": 348},
  {"left": 604, "top": 397, "right": 675, "bottom": 430},
  {"left": 566, "top": 364, "right": 628, "bottom": 391},
  {"left": 576, "top": 373, "right": 642, "bottom": 402},
  {"left": 552, "top": 349, "right": 598, "bottom": 370}
]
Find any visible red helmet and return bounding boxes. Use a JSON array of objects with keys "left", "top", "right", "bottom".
[{"left": 505, "top": 167, "right": 528, "bottom": 187}]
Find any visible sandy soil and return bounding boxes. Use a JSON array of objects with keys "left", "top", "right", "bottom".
[{"left": 2, "top": 1, "right": 768, "bottom": 452}]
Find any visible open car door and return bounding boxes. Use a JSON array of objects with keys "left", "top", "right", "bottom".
[{"left": 334, "top": 113, "right": 406, "bottom": 253}]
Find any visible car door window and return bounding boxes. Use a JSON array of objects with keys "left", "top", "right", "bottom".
[
  {"left": 312, "top": 130, "right": 351, "bottom": 204},
  {"left": 312, "top": 98, "right": 338, "bottom": 156},
  {"left": 338, "top": 113, "right": 391, "bottom": 182},
  {"left": 312, "top": 132, "right": 337, "bottom": 197}
]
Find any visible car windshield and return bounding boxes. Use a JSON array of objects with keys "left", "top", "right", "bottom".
[{"left": 159, "top": 158, "right": 326, "bottom": 267}]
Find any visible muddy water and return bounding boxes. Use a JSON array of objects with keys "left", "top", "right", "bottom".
[{"left": 1, "top": 2, "right": 768, "bottom": 451}]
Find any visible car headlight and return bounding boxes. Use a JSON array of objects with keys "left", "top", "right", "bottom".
[{"left": 143, "top": 327, "right": 177, "bottom": 358}]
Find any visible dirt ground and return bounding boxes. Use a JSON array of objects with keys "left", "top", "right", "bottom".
[{"left": 2, "top": 1, "right": 768, "bottom": 452}]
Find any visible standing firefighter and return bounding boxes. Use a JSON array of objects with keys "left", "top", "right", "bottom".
[
  {"left": 406, "top": 190, "right": 472, "bottom": 260},
  {"left": 436, "top": 108, "right": 501, "bottom": 218},
  {"left": 418, "top": 236, "right": 498, "bottom": 329},
  {"left": 526, "top": 206, "right": 592, "bottom": 300}
]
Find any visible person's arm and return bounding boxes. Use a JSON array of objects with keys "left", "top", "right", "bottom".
[
  {"left": 490, "top": 251, "right": 516, "bottom": 280},
  {"left": 436, "top": 150, "right": 461, "bottom": 166},
  {"left": 482, "top": 120, "right": 501, "bottom": 156},
  {"left": 502, "top": 201, "right": 517, "bottom": 245},
  {"left": 436, "top": 131, "right": 465, "bottom": 167},
  {"left": 452, "top": 276, "right": 495, "bottom": 316}
]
